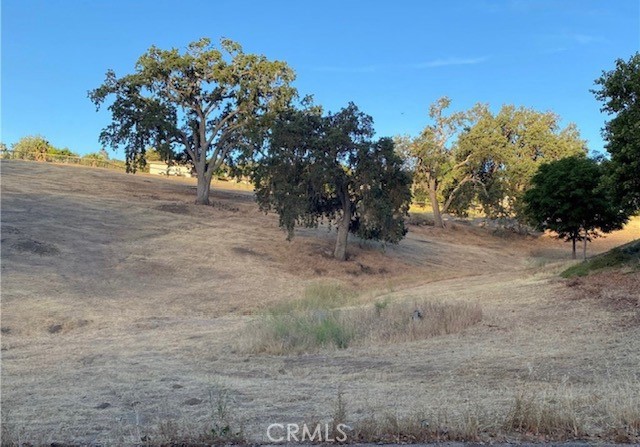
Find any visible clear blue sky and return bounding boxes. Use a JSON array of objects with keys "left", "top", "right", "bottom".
[{"left": 2, "top": 0, "right": 639, "bottom": 158}]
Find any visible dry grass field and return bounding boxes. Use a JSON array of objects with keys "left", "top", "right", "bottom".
[{"left": 1, "top": 160, "right": 639, "bottom": 445}]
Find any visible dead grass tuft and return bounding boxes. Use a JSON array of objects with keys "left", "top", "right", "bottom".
[
  {"left": 351, "top": 409, "right": 492, "bottom": 443},
  {"left": 110, "top": 386, "right": 246, "bottom": 447},
  {"left": 598, "top": 377, "right": 640, "bottom": 441},
  {"left": 504, "top": 386, "right": 584, "bottom": 439}
]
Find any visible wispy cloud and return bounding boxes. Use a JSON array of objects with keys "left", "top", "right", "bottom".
[
  {"left": 542, "top": 46, "right": 569, "bottom": 54},
  {"left": 567, "top": 33, "right": 606, "bottom": 45},
  {"left": 312, "top": 65, "right": 379, "bottom": 74},
  {"left": 538, "top": 32, "right": 607, "bottom": 54},
  {"left": 309, "top": 56, "right": 488, "bottom": 73},
  {"left": 412, "top": 56, "right": 489, "bottom": 68}
]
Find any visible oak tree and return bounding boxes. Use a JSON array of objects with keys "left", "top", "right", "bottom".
[
  {"left": 457, "top": 104, "right": 587, "bottom": 221},
  {"left": 523, "top": 156, "right": 626, "bottom": 259},
  {"left": 90, "top": 38, "right": 296, "bottom": 204},
  {"left": 253, "top": 103, "right": 412, "bottom": 261},
  {"left": 404, "top": 97, "right": 475, "bottom": 228}
]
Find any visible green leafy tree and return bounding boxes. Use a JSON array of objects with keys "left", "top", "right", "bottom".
[
  {"left": 11, "top": 136, "right": 79, "bottom": 160},
  {"left": 593, "top": 52, "right": 640, "bottom": 214},
  {"left": 50, "top": 147, "right": 77, "bottom": 157},
  {"left": 90, "top": 37, "right": 296, "bottom": 205},
  {"left": 11, "top": 135, "right": 54, "bottom": 160},
  {"left": 144, "top": 148, "right": 164, "bottom": 162},
  {"left": 405, "top": 97, "right": 479, "bottom": 228},
  {"left": 457, "top": 104, "right": 587, "bottom": 220},
  {"left": 253, "top": 103, "right": 412, "bottom": 261},
  {"left": 83, "top": 152, "right": 108, "bottom": 160},
  {"left": 524, "top": 156, "right": 626, "bottom": 260}
]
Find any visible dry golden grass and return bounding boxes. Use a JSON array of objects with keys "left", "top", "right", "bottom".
[{"left": 1, "top": 160, "right": 640, "bottom": 445}]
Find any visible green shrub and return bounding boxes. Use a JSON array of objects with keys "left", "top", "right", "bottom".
[{"left": 561, "top": 240, "right": 640, "bottom": 277}]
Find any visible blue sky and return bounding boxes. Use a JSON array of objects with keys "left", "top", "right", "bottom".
[{"left": 2, "top": 0, "right": 639, "bottom": 158}]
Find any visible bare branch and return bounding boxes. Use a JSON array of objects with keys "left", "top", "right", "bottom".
[
  {"left": 178, "top": 130, "right": 195, "bottom": 161},
  {"left": 441, "top": 176, "right": 485, "bottom": 214},
  {"left": 451, "top": 152, "right": 473, "bottom": 172},
  {"left": 206, "top": 108, "right": 242, "bottom": 147},
  {"left": 205, "top": 123, "right": 244, "bottom": 173}
]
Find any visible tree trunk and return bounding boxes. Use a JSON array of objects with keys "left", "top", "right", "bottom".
[
  {"left": 583, "top": 235, "right": 588, "bottom": 261},
  {"left": 195, "top": 171, "right": 211, "bottom": 205},
  {"left": 572, "top": 237, "right": 577, "bottom": 260},
  {"left": 428, "top": 181, "right": 444, "bottom": 228},
  {"left": 333, "top": 201, "right": 352, "bottom": 261}
]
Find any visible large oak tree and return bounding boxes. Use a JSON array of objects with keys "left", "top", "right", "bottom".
[
  {"left": 253, "top": 103, "right": 412, "bottom": 261},
  {"left": 403, "top": 99, "right": 587, "bottom": 228},
  {"left": 402, "top": 97, "right": 477, "bottom": 228},
  {"left": 90, "top": 38, "right": 296, "bottom": 205},
  {"left": 457, "top": 104, "right": 587, "bottom": 220}
]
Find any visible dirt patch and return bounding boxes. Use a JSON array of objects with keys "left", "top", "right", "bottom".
[
  {"left": 566, "top": 271, "right": 640, "bottom": 314},
  {"left": 12, "top": 239, "right": 60, "bottom": 256},
  {"left": 155, "top": 203, "right": 190, "bottom": 214},
  {"left": 47, "top": 319, "right": 92, "bottom": 335},
  {"left": 2, "top": 225, "right": 21, "bottom": 234},
  {"left": 231, "top": 246, "right": 271, "bottom": 260},
  {"left": 211, "top": 200, "right": 240, "bottom": 212}
]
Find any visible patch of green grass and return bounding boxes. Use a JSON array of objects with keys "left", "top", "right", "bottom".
[
  {"left": 243, "top": 298, "right": 482, "bottom": 354},
  {"left": 561, "top": 239, "right": 640, "bottom": 278},
  {"left": 267, "top": 311, "right": 355, "bottom": 350},
  {"left": 268, "top": 282, "right": 357, "bottom": 315},
  {"left": 253, "top": 282, "right": 358, "bottom": 352}
]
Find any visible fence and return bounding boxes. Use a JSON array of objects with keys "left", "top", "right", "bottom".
[{"left": 0, "top": 150, "right": 127, "bottom": 171}]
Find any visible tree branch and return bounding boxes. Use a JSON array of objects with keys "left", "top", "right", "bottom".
[
  {"left": 441, "top": 176, "right": 484, "bottom": 214},
  {"left": 206, "top": 108, "right": 241, "bottom": 147},
  {"left": 451, "top": 152, "right": 473, "bottom": 172},
  {"left": 204, "top": 122, "right": 244, "bottom": 174},
  {"left": 178, "top": 130, "right": 196, "bottom": 161}
]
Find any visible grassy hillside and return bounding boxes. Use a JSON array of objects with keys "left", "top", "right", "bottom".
[
  {"left": 2, "top": 160, "right": 640, "bottom": 445},
  {"left": 562, "top": 239, "right": 640, "bottom": 278}
]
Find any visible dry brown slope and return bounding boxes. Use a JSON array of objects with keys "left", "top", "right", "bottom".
[{"left": 1, "top": 160, "right": 639, "bottom": 444}]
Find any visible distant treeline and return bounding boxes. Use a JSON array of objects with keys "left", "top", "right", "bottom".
[{"left": 1, "top": 135, "right": 126, "bottom": 171}]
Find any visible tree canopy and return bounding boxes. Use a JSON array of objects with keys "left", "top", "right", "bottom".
[
  {"left": 593, "top": 52, "right": 640, "bottom": 215},
  {"left": 401, "top": 99, "right": 586, "bottom": 227},
  {"left": 457, "top": 104, "right": 587, "bottom": 220},
  {"left": 523, "top": 156, "right": 626, "bottom": 259},
  {"left": 90, "top": 37, "right": 296, "bottom": 204},
  {"left": 253, "top": 103, "right": 412, "bottom": 261},
  {"left": 11, "top": 135, "right": 78, "bottom": 160},
  {"left": 401, "top": 97, "right": 472, "bottom": 228}
]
